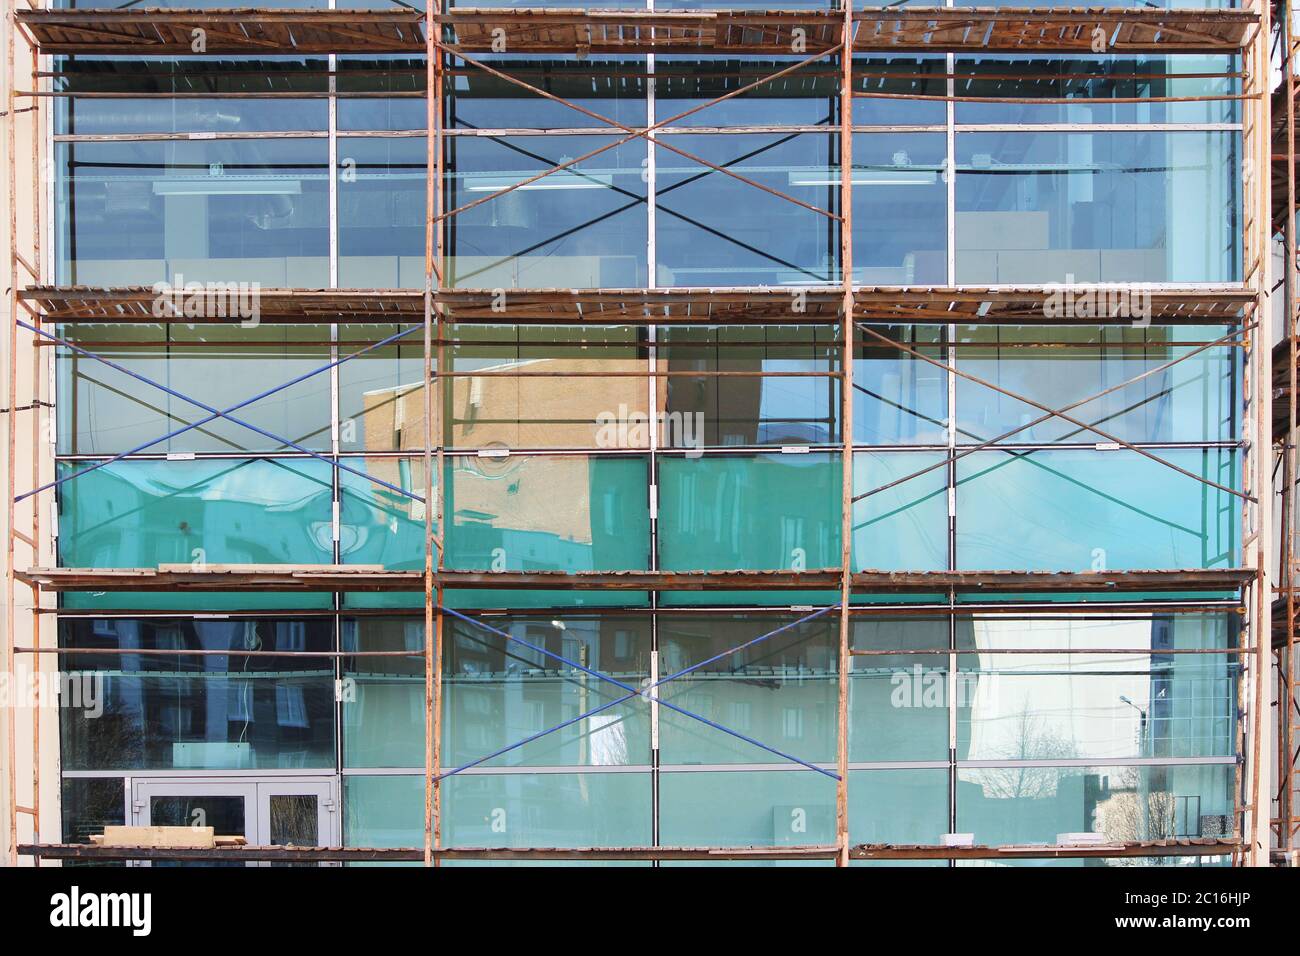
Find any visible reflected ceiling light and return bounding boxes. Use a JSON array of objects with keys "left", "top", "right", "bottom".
[
  {"left": 152, "top": 178, "right": 303, "bottom": 196},
  {"left": 788, "top": 169, "right": 938, "bottom": 187},
  {"left": 465, "top": 172, "right": 613, "bottom": 192}
]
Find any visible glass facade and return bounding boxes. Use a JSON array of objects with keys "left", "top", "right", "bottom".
[
  {"left": 49, "top": 40, "right": 1247, "bottom": 866},
  {"left": 52, "top": 54, "right": 1243, "bottom": 289}
]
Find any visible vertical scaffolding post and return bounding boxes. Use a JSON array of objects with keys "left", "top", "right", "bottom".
[
  {"left": 423, "top": 0, "right": 436, "bottom": 869},
  {"left": 27, "top": 10, "right": 41, "bottom": 862},
  {"left": 1245, "top": 0, "right": 1273, "bottom": 867},
  {"left": 4, "top": 0, "right": 20, "bottom": 870},
  {"left": 835, "top": 1, "right": 854, "bottom": 869},
  {"left": 1283, "top": 0, "right": 1299, "bottom": 858},
  {"left": 432, "top": 0, "right": 447, "bottom": 867},
  {"left": 1274, "top": 0, "right": 1294, "bottom": 858}
]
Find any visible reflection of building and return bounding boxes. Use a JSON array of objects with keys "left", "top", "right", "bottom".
[{"left": 352, "top": 355, "right": 663, "bottom": 567}]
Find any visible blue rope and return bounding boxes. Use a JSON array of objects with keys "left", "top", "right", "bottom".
[
  {"left": 17, "top": 320, "right": 426, "bottom": 505},
  {"left": 435, "top": 604, "right": 840, "bottom": 781}
]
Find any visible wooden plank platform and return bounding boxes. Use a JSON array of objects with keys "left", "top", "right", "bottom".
[
  {"left": 438, "top": 8, "right": 1257, "bottom": 55},
  {"left": 16, "top": 8, "right": 426, "bottom": 56},
  {"left": 18, "top": 836, "right": 1236, "bottom": 863},
  {"left": 19, "top": 566, "right": 1254, "bottom": 593},
  {"left": 17, "top": 7, "right": 1257, "bottom": 57},
  {"left": 851, "top": 837, "right": 1238, "bottom": 860},
  {"left": 20, "top": 842, "right": 840, "bottom": 862},
  {"left": 21, "top": 285, "right": 1252, "bottom": 326}
]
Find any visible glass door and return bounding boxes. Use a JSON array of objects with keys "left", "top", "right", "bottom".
[
  {"left": 131, "top": 778, "right": 338, "bottom": 866},
  {"left": 132, "top": 780, "right": 257, "bottom": 867},
  {"left": 255, "top": 779, "right": 338, "bottom": 867}
]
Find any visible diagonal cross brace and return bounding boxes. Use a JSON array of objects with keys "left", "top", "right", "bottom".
[
  {"left": 435, "top": 41, "right": 841, "bottom": 222},
  {"left": 434, "top": 44, "right": 846, "bottom": 226},
  {"left": 851, "top": 321, "right": 1255, "bottom": 505},
  {"left": 16, "top": 320, "right": 428, "bottom": 505},
  {"left": 435, "top": 604, "right": 840, "bottom": 781}
]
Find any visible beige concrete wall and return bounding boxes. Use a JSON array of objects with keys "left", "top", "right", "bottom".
[{"left": 1, "top": 6, "right": 60, "bottom": 868}]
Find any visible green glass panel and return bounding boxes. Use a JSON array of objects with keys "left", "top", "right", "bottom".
[
  {"left": 343, "top": 775, "right": 422, "bottom": 861},
  {"left": 342, "top": 615, "right": 652, "bottom": 769},
  {"left": 657, "top": 614, "right": 837, "bottom": 766},
  {"left": 341, "top": 617, "right": 424, "bottom": 769},
  {"left": 955, "top": 448, "right": 1239, "bottom": 571},
  {"left": 342, "top": 772, "right": 653, "bottom": 867},
  {"left": 956, "top": 762, "right": 1234, "bottom": 850},
  {"left": 342, "top": 589, "right": 651, "bottom": 610},
  {"left": 446, "top": 455, "right": 650, "bottom": 573},
  {"left": 849, "top": 616, "right": 950, "bottom": 761},
  {"left": 954, "top": 613, "right": 1238, "bottom": 761},
  {"left": 955, "top": 590, "right": 1240, "bottom": 604},
  {"left": 63, "top": 591, "right": 333, "bottom": 612},
  {"left": 442, "top": 772, "right": 652, "bottom": 866},
  {"left": 847, "top": 769, "right": 950, "bottom": 848},
  {"left": 339, "top": 456, "right": 432, "bottom": 572},
  {"left": 59, "top": 457, "right": 334, "bottom": 565},
  {"left": 658, "top": 453, "right": 841, "bottom": 573},
  {"left": 58, "top": 458, "right": 336, "bottom": 611},
  {"left": 658, "top": 770, "right": 837, "bottom": 865},
  {"left": 853, "top": 451, "right": 948, "bottom": 572}
]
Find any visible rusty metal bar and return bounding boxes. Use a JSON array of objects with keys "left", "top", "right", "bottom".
[
  {"left": 16, "top": 566, "right": 1257, "bottom": 592},
  {"left": 835, "top": 9, "right": 854, "bottom": 870},
  {"left": 432, "top": 2, "right": 448, "bottom": 867},
  {"left": 434, "top": 41, "right": 839, "bottom": 221},
  {"left": 4, "top": 0, "right": 21, "bottom": 869},
  {"left": 423, "top": 0, "right": 437, "bottom": 871},
  {"left": 14, "top": 837, "right": 1237, "bottom": 863},
  {"left": 433, "top": 47, "right": 841, "bottom": 225},
  {"left": 18, "top": 842, "right": 841, "bottom": 863}
]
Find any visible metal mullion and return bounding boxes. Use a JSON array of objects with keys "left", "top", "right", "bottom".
[
  {"left": 52, "top": 131, "right": 329, "bottom": 142},
  {"left": 950, "top": 122, "right": 1242, "bottom": 132},
  {"left": 645, "top": 37, "right": 661, "bottom": 864}
]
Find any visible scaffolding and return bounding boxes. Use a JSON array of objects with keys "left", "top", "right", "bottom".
[
  {"left": 1, "top": 1, "right": 1278, "bottom": 866},
  {"left": 1274, "top": 0, "right": 1300, "bottom": 866}
]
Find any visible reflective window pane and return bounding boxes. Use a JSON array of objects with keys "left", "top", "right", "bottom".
[
  {"left": 59, "top": 618, "right": 335, "bottom": 770},
  {"left": 956, "top": 614, "right": 1238, "bottom": 762},
  {"left": 658, "top": 614, "right": 837, "bottom": 766},
  {"left": 957, "top": 763, "right": 1234, "bottom": 848},
  {"left": 955, "top": 131, "right": 1240, "bottom": 284},
  {"left": 447, "top": 136, "right": 647, "bottom": 288},
  {"left": 954, "top": 325, "right": 1239, "bottom": 445},
  {"left": 57, "top": 139, "right": 330, "bottom": 287},
  {"left": 57, "top": 324, "right": 333, "bottom": 455},
  {"left": 955, "top": 448, "right": 1239, "bottom": 571}
]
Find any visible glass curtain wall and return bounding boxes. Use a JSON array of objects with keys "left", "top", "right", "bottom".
[{"left": 51, "top": 48, "right": 1245, "bottom": 865}]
